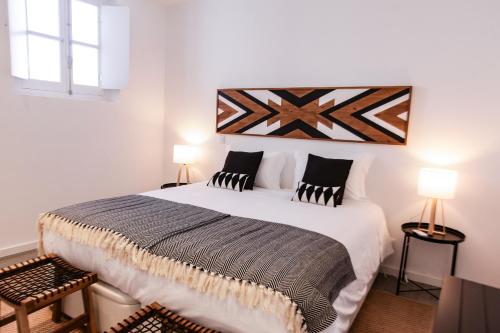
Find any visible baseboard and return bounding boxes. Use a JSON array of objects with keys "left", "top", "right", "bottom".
[
  {"left": 381, "top": 265, "right": 443, "bottom": 287},
  {"left": 0, "top": 240, "right": 38, "bottom": 258}
]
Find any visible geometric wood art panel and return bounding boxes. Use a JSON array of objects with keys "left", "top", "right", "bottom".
[{"left": 216, "top": 86, "right": 412, "bottom": 145}]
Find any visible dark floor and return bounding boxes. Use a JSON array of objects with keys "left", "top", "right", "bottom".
[{"left": 373, "top": 273, "right": 440, "bottom": 305}]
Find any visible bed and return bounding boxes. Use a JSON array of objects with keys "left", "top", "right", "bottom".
[{"left": 40, "top": 182, "right": 393, "bottom": 333}]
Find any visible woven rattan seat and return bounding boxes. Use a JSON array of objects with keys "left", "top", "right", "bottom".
[
  {"left": 0, "top": 254, "right": 98, "bottom": 333},
  {"left": 105, "top": 302, "right": 219, "bottom": 333},
  {"left": 0, "top": 255, "right": 90, "bottom": 305}
]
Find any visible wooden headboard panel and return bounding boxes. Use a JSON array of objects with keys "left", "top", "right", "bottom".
[{"left": 216, "top": 86, "right": 412, "bottom": 145}]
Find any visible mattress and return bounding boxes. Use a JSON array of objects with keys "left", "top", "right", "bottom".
[{"left": 42, "top": 182, "right": 393, "bottom": 333}]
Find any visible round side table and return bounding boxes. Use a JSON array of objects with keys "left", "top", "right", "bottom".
[
  {"left": 396, "top": 222, "right": 466, "bottom": 298},
  {"left": 161, "top": 183, "right": 187, "bottom": 189}
]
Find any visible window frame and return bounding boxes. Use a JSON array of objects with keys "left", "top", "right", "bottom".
[
  {"left": 21, "top": 0, "right": 68, "bottom": 93},
  {"left": 68, "top": 0, "right": 102, "bottom": 96},
  {"left": 19, "top": 0, "right": 103, "bottom": 97}
]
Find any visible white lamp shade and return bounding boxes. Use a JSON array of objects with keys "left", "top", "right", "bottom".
[
  {"left": 418, "top": 168, "right": 458, "bottom": 199},
  {"left": 173, "top": 145, "right": 197, "bottom": 165}
]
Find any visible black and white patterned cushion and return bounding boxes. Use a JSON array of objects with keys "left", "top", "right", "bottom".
[
  {"left": 292, "top": 181, "right": 341, "bottom": 207},
  {"left": 207, "top": 171, "right": 250, "bottom": 192},
  {"left": 301, "top": 154, "right": 353, "bottom": 205}
]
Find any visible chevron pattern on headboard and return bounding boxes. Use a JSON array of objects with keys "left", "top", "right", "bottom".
[{"left": 216, "top": 86, "right": 412, "bottom": 145}]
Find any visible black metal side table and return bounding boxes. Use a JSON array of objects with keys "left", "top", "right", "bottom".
[{"left": 396, "top": 222, "right": 466, "bottom": 299}]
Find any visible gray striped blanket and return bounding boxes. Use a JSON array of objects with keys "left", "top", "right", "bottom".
[{"left": 50, "top": 195, "right": 355, "bottom": 333}]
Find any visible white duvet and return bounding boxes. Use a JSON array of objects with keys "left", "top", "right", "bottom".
[{"left": 43, "top": 183, "right": 393, "bottom": 333}]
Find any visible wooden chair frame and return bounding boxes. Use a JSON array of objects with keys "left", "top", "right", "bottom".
[
  {"left": 0, "top": 254, "right": 98, "bottom": 333},
  {"left": 106, "top": 302, "right": 219, "bottom": 333}
]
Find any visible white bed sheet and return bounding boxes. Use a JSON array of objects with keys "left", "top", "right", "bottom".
[{"left": 43, "top": 183, "right": 393, "bottom": 333}]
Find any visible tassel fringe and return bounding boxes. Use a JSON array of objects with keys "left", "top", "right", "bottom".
[{"left": 38, "top": 213, "right": 308, "bottom": 333}]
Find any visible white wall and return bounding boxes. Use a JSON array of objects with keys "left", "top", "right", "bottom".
[
  {"left": 163, "top": 0, "right": 500, "bottom": 287},
  {"left": 0, "top": 0, "right": 167, "bottom": 254}
]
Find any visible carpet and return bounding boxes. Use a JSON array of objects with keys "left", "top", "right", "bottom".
[
  {"left": 0, "top": 289, "right": 435, "bottom": 332},
  {"left": 350, "top": 289, "right": 436, "bottom": 333},
  {"left": 0, "top": 303, "right": 80, "bottom": 333}
]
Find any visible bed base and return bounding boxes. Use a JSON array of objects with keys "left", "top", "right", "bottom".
[
  {"left": 62, "top": 281, "right": 141, "bottom": 332},
  {"left": 345, "top": 268, "right": 379, "bottom": 329},
  {"left": 62, "top": 268, "right": 380, "bottom": 333}
]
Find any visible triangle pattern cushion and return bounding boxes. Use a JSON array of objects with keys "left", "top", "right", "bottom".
[
  {"left": 222, "top": 151, "right": 264, "bottom": 190},
  {"left": 210, "top": 172, "right": 221, "bottom": 186},
  {"left": 292, "top": 181, "right": 340, "bottom": 207},
  {"left": 207, "top": 171, "right": 249, "bottom": 192},
  {"left": 301, "top": 154, "right": 353, "bottom": 205}
]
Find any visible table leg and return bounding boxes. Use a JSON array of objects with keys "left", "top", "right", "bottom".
[
  {"left": 396, "top": 235, "right": 410, "bottom": 295},
  {"left": 82, "top": 287, "right": 97, "bottom": 333},
  {"left": 401, "top": 237, "right": 411, "bottom": 279},
  {"left": 52, "top": 299, "right": 62, "bottom": 323},
  {"left": 15, "top": 306, "right": 31, "bottom": 333},
  {"left": 451, "top": 244, "right": 458, "bottom": 276}
]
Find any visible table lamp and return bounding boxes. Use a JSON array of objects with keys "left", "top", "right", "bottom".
[
  {"left": 173, "top": 145, "right": 197, "bottom": 186},
  {"left": 417, "top": 168, "right": 458, "bottom": 236}
]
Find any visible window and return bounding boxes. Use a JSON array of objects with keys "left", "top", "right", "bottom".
[
  {"left": 71, "top": 0, "right": 100, "bottom": 88},
  {"left": 7, "top": 0, "right": 129, "bottom": 96}
]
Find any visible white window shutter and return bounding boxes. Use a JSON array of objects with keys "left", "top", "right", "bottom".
[
  {"left": 7, "top": 0, "right": 29, "bottom": 79},
  {"left": 100, "top": 6, "right": 130, "bottom": 89}
]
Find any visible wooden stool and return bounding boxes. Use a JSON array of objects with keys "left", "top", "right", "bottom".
[
  {"left": 0, "top": 254, "right": 98, "bottom": 333},
  {"left": 105, "top": 302, "right": 219, "bottom": 333}
]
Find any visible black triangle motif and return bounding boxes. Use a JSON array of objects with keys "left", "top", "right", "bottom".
[
  {"left": 271, "top": 89, "right": 334, "bottom": 108},
  {"left": 224, "top": 173, "right": 233, "bottom": 188},
  {"left": 269, "top": 119, "right": 330, "bottom": 139},
  {"left": 323, "top": 187, "right": 334, "bottom": 207},
  {"left": 305, "top": 185, "right": 315, "bottom": 202},
  {"left": 238, "top": 175, "right": 248, "bottom": 192},
  {"left": 231, "top": 174, "right": 240, "bottom": 190},
  {"left": 334, "top": 187, "right": 342, "bottom": 206},
  {"left": 217, "top": 172, "right": 226, "bottom": 187},
  {"left": 209, "top": 172, "right": 220, "bottom": 186},
  {"left": 297, "top": 182, "right": 307, "bottom": 201},
  {"left": 314, "top": 186, "right": 324, "bottom": 203}
]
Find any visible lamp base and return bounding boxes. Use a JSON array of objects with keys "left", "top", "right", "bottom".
[
  {"left": 418, "top": 198, "right": 447, "bottom": 236},
  {"left": 417, "top": 227, "right": 446, "bottom": 237},
  {"left": 176, "top": 164, "right": 191, "bottom": 187}
]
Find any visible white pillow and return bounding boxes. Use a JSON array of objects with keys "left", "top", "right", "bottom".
[
  {"left": 294, "top": 151, "right": 374, "bottom": 200},
  {"left": 222, "top": 146, "right": 286, "bottom": 190},
  {"left": 255, "top": 152, "right": 286, "bottom": 190}
]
